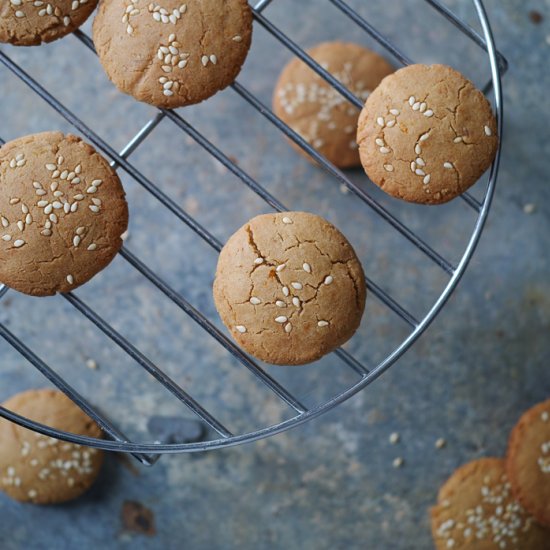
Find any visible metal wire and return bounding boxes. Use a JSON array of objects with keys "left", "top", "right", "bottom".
[{"left": 0, "top": 0, "right": 505, "bottom": 456}]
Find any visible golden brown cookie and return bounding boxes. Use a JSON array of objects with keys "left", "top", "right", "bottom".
[
  {"left": 357, "top": 64, "right": 498, "bottom": 204},
  {"left": 93, "top": 0, "right": 253, "bottom": 108},
  {"left": 0, "top": 131, "right": 128, "bottom": 297},
  {"left": 0, "top": 389, "right": 104, "bottom": 504},
  {"left": 430, "top": 458, "right": 550, "bottom": 549},
  {"left": 0, "top": 0, "right": 98, "bottom": 46},
  {"left": 213, "top": 212, "right": 366, "bottom": 366},
  {"left": 273, "top": 41, "right": 394, "bottom": 168},
  {"left": 507, "top": 399, "right": 550, "bottom": 528}
]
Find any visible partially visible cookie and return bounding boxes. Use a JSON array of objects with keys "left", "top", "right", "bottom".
[
  {"left": 0, "top": 389, "right": 104, "bottom": 504},
  {"left": 357, "top": 64, "right": 498, "bottom": 204},
  {"left": 0, "top": 131, "right": 128, "bottom": 296},
  {"left": 93, "top": 0, "right": 253, "bottom": 108},
  {"left": 213, "top": 212, "right": 367, "bottom": 366},
  {"left": 0, "top": 0, "right": 98, "bottom": 46},
  {"left": 273, "top": 41, "right": 394, "bottom": 168},
  {"left": 507, "top": 399, "right": 550, "bottom": 528},
  {"left": 430, "top": 458, "right": 550, "bottom": 549}
]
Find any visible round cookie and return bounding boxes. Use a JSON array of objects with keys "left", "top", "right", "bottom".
[
  {"left": 430, "top": 458, "right": 550, "bottom": 549},
  {"left": 273, "top": 41, "right": 394, "bottom": 168},
  {"left": 0, "top": 389, "right": 104, "bottom": 504},
  {"left": 0, "top": 131, "right": 128, "bottom": 297},
  {"left": 0, "top": 0, "right": 98, "bottom": 46},
  {"left": 507, "top": 399, "right": 550, "bottom": 528},
  {"left": 213, "top": 212, "right": 366, "bottom": 366},
  {"left": 357, "top": 64, "right": 498, "bottom": 204},
  {"left": 93, "top": 0, "right": 253, "bottom": 108}
]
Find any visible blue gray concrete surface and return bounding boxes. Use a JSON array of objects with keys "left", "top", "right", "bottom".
[{"left": 0, "top": 0, "right": 548, "bottom": 548}]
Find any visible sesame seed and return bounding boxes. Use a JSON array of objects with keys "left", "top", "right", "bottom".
[
  {"left": 420, "top": 133, "right": 430, "bottom": 141},
  {"left": 302, "top": 263, "right": 311, "bottom": 273},
  {"left": 275, "top": 300, "right": 286, "bottom": 307},
  {"left": 416, "top": 158, "right": 425, "bottom": 167},
  {"left": 13, "top": 239, "right": 25, "bottom": 248},
  {"left": 254, "top": 257, "right": 264, "bottom": 265},
  {"left": 275, "top": 316, "right": 288, "bottom": 324},
  {"left": 389, "top": 432, "right": 400, "bottom": 444},
  {"left": 424, "top": 110, "right": 434, "bottom": 117},
  {"left": 392, "top": 457, "right": 404, "bottom": 468},
  {"left": 282, "top": 286, "right": 289, "bottom": 297},
  {"left": 435, "top": 438, "right": 446, "bottom": 449},
  {"left": 375, "top": 138, "right": 385, "bottom": 147},
  {"left": 292, "top": 297, "right": 300, "bottom": 307},
  {"left": 415, "top": 168, "right": 426, "bottom": 176},
  {"left": 282, "top": 216, "right": 292, "bottom": 224},
  {"left": 444, "top": 162, "right": 454, "bottom": 169},
  {"left": 28, "top": 490, "right": 37, "bottom": 499},
  {"left": 276, "top": 263, "right": 286, "bottom": 272},
  {"left": 232, "top": 35, "right": 242, "bottom": 42},
  {"left": 409, "top": 96, "right": 415, "bottom": 106},
  {"left": 317, "top": 320, "right": 329, "bottom": 327},
  {"left": 423, "top": 175, "right": 431, "bottom": 185},
  {"left": 454, "top": 136, "right": 463, "bottom": 143},
  {"left": 235, "top": 325, "right": 247, "bottom": 333},
  {"left": 542, "top": 411, "right": 549, "bottom": 422},
  {"left": 384, "top": 164, "right": 394, "bottom": 172},
  {"left": 324, "top": 276, "right": 333, "bottom": 285},
  {"left": 484, "top": 125, "right": 492, "bottom": 136},
  {"left": 379, "top": 147, "right": 390, "bottom": 154},
  {"left": 66, "top": 275, "right": 74, "bottom": 285},
  {"left": 87, "top": 244, "right": 97, "bottom": 251},
  {"left": 284, "top": 323, "right": 292, "bottom": 333},
  {"left": 291, "top": 282, "right": 302, "bottom": 290},
  {"left": 415, "top": 144, "right": 422, "bottom": 155},
  {"left": 250, "top": 297, "right": 261, "bottom": 305},
  {"left": 377, "top": 117, "right": 385, "bottom": 127},
  {"left": 390, "top": 109, "right": 400, "bottom": 116}
]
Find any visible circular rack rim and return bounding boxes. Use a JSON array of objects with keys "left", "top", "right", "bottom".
[{"left": 0, "top": 0, "right": 503, "bottom": 455}]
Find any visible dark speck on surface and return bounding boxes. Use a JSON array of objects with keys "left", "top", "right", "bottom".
[
  {"left": 528, "top": 10, "right": 543, "bottom": 24},
  {"left": 121, "top": 501, "right": 156, "bottom": 536}
]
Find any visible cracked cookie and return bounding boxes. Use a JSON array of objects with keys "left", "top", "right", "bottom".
[
  {"left": 93, "top": 0, "right": 253, "bottom": 108},
  {"left": 0, "top": 131, "right": 128, "bottom": 296},
  {"left": 357, "top": 64, "right": 498, "bottom": 204},
  {"left": 213, "top": 212, "right": 366, "bottom": 366},
  {"left": 273, "top": 41, "right": 394, "bottom": 168},
  {"left": 431, "top": 458, "right": 550, "bottom": 549},
  {"left": 0, "top": 389, "right": 104, "bottom": 504},
  {"left": 0, "top": 0, "right": 98, "bottom": 46},
  {"left": 507, "top": 399, "right": 550, "bottom": 528}
]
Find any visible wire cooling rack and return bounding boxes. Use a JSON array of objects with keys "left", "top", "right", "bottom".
[{"left": 0, "top": 0, "right": 505, "bottom": 464}]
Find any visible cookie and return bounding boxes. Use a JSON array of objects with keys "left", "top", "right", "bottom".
[
  {"left": 93, "top": 0, "right": 253, "bottom": 109},
  {"left": 357, "top": 64, "right": 498, "bottom": 204},
  {"left": 0, "top": 389, "right": 104, "bottom": 504},
  {"left": 0, "top": 131, "right": 128, "bottom": 297},
  {"left": 213, "top": 212, "right": 366, "bottom": 365},
  {"left": 0, "top": 0, "right": 98, "bottom": 46},
  {"left": 430, "top": 458, "right": 550, "bottom": 549},
  {"left": 507, "top": 399, "right": 550, "bottom": 527},
  {"left": 273, "top": 41, "right": 394, "bottom": 168}
]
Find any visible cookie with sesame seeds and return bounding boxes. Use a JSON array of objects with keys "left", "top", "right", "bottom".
[
  {"left": 213, "top": 212, "right": 367, "bottom": 366},
  {"left": 92, "top": 0, "right": 253, "bottom": 109},
  {"left": 0, "top": 389, "right": 104, "bottom": 504},
  {"left": 0, "top": 0, "right": 98, "bottom": 47},
  {"left": 430, "top": 458, "right": 550, "bottom": 549},
  {"left": 273, "top": 41, "right": 394, "bottom": 168},
  {"left": 357, "top": 63, "right": 498, "bottom": 205},
  {"left": 0, "top": 131, "right": 128, "bottom": 296},
  {"left": 507, "top": 399, "right": 550, "bottom": 528}
]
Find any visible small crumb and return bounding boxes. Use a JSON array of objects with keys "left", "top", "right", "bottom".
[
  {"left": 392, "top": 457, "right": 404, "bottom": 469},
  {"left": 528, "top": 10, "right": 543, "bottom": 24},
  {"left": 339, "top": 184, "right": 350, "bottom": 195},
  {"left": 85, "top": 359, "right": 98, "bottom": 370},
  {"left": 523, "top": 203, "right": 536, "bottom": 214},
  {"left": 389, "top": 432, "right": 400, "bottom": 445},
  {"left": 435, "top": 438, "right": 447, "bottom": 449},
  {"left": 121, "top": 230, "right": 129, "bottom": 241}
]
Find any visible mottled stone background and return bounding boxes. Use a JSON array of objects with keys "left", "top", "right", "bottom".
[{"left": 0, "top": 0, "right": 548, "bottom": 548}]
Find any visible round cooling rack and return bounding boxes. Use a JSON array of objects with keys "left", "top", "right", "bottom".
[{"left": 0, "top": 0, "right": 505, "bottom": 463}]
